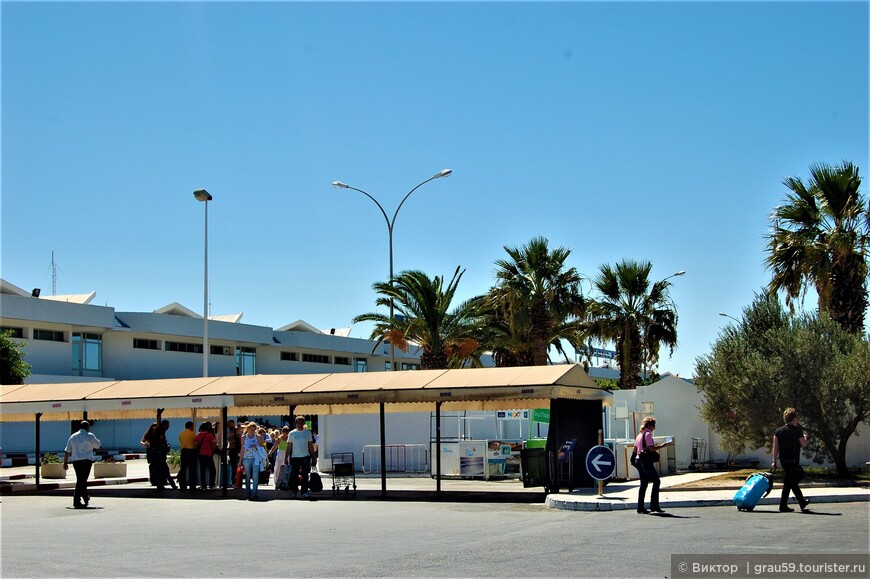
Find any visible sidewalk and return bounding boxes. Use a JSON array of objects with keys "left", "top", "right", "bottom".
[
  {"left": 544, "top": 471, "right": 870, "bottom": 512},
  {"left": 2, "top": 459, "right": 868, "bottom": 511}
]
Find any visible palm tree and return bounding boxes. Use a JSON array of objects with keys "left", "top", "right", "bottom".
[
  {"left": 766, "top": 161, "right": 869, "bottom": 334},
  {"left": 353, "top": 267, "right": 477, "bottom": 370},
  {"left": 478, "top": 236, "right": 587, "bottom": 366},
  {"left": 586, "top": 259, "right": 679, "bottom": 389}
]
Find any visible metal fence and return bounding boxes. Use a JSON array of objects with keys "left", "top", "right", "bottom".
[{"left": 361, "top": 444, "right": 429, "bottom": 474}]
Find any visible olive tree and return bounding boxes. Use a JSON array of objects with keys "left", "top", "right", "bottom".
[{"left": 695, "top": 294, "right": 869, "bottom": 476}]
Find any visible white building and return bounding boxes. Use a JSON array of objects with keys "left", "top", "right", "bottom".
[{"left": 0, "top": 278, "right": 427, "bottom": 459}]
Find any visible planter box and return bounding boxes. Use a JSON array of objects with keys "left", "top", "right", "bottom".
[
  {"left": 41, "top": 463, "right": 67, "bottom": 479},
  {"left": 93, "top": 462, "right": 127, "bottom": 478}
]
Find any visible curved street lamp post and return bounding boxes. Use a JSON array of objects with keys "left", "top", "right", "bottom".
[{"left": 332, "top": 169, "right": 452, "bottom": 372}]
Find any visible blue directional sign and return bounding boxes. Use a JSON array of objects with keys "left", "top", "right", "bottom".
[{"left": 585, "top": 445, "right": 616, "bottom": 480}]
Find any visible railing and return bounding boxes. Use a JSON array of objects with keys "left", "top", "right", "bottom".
[{"left": 361, "top": 444, "right": 429, "bottom": 474}]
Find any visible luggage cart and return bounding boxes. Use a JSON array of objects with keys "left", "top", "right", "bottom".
[{"left": 331, "top": 452, "right": 356, "bottom": 496}]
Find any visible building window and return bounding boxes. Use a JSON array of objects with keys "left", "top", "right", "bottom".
[
  {"left": 354, "top": 358, "right": 368, "bottom": 373},
  {"left": 1, "top": 327, "right": 25, "bottom": 339},
  {"left": 334, "top": 356, "right": 350, "bottom": 366},
  {"left": 34, "top": 329, "right": 65, "bottom": 342},
  {"left": 236, "top": 347, "right": 256, "bottom": 375},
  {"left": 384, "top": 361, "right": 391, "bottom": 371},
  {"left": 72, "top": 332, "right": 102, "bottom": 375},
  {"left": 165, "top": 341, "right": 203, "bottom": 354},
  {"left": 211, "top": 345, "right": 233, "bottom": 356},
  {"left": 133, "top": 338, "right": 160, "bottom": 350},
  {"left": 401, "top": 363, "right": 420, "bottom": 371},
  {"left": 280, "top": 352, "right": 298, "bottom": 362},
  {"left": 302, "top": 353, "right": 330, "bottom": 364}
]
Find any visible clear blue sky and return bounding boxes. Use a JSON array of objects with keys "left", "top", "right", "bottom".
[{"left": 2, "top": 1, "right": 867, "bottom": 377}]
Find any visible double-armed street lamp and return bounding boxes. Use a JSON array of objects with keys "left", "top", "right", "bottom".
[
  {"left": 332, "top": 169, "right": 452, "bottom": 372},
  {"left": 193, "top": 188, "right": 213, "bottom": 378}
]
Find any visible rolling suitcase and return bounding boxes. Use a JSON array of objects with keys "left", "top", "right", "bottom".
[
  {"left": 733, "top": 471, "right": 773, "bottom": 511},
  {"left": 275, "top": 464, "right": 291, "bottom": 490}
]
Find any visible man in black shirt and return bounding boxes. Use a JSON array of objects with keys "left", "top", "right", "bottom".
[{"left": 771, "top": 407, "right": 810, "bottom": 512}]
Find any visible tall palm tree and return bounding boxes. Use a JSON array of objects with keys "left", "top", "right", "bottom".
[
  {"left": 353, "top": 267, "right": 477, "bottom": 370},
  {"left": 586, "top": 259, "right": 679, "bottom": 389},
  {"left": 766, "top": 161, "right": 869, "bottom": 334},
  {"left": 478, "top": 236, "right": 587, "bottom": 366}
]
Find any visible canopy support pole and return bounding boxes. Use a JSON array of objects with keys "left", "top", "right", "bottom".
[
  {"left": 380, "top": 402, "right": 386, "bottom": 498},
  {"left": 35, "top": 412, "right": 43, "bottom": 489},
  {"left": 435, "top": 401, "right": 442, "bottom": 496},
  {"left": 221, "top": 406, "right": 228, "bottom": 498}
]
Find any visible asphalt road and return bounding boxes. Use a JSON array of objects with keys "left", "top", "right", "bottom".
[{"left": 2, "top": 492, "right": 867, "bottom": 578}]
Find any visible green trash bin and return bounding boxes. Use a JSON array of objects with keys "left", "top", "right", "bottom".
[
  {"left": 520, "top": 447, "right": 554, "bottom": 492},
  {"left": 525, "top": 438, "right": 547, "bottom": 449}
]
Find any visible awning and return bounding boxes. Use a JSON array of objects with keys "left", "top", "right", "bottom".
[{"left": 0, "top": 364, "right": 609, "bottom": 422}]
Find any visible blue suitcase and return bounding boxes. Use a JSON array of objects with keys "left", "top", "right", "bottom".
[{"left": 733, "top": 471, "right": 773, "bottom": 511}]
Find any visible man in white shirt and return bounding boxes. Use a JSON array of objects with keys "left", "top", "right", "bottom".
[
  {"left": 287, "top": 416, "right": 315, "bottom": 499},
  {"left": 63, "top": 420, "right": 101, "bottom": 509}
]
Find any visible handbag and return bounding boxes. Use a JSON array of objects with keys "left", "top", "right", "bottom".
[{"left": 234, "top": 464, "right": 243, "bottom": 488}]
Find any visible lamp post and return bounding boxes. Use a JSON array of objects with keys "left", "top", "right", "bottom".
[
  {"left": 719, "top": 312, "right": 740, "bottom": 324},
  {"left": 193, "top": 188, "right": 213, "bottom": 377},
  {"left": 332, "top": 169, "right": 452, "bottom": 372},
  {"left": 642, "top": 270, "right": 686, "bottom": 380}
]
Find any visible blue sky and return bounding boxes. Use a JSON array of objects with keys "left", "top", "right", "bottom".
[{"left": 2, "top": 1, "right": 867, "bottom": 377}]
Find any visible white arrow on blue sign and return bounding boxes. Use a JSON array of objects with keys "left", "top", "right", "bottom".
[{"left": 584, "top": 445, "right": 616, "bottom": 480}]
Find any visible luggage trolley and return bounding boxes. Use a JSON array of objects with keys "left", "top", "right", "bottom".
[{"left": 331, "top": 452, "right": 356, "bottom": 496}]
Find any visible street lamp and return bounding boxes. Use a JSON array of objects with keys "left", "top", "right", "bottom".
[
  {"left": 719, "top": 312, "right": 740, "bottom": 324},
  {"left": 193, "top": 188, "right": 213, "bottom": 377},
  {"left": 642, "top": 270, "right": 686, "bottom": 380},
  {"left": 333, "top": 169, "right": 452, "bottom": 371}
]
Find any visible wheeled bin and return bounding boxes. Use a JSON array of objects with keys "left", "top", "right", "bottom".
[{"left": 520, "top": 447, "right": 555, "bottom": 493}]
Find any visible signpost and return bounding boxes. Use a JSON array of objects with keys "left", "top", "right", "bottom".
[{"left": 586, "top": 430, "right": 615, "bottom": 496}]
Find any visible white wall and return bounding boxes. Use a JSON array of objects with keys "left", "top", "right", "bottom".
[{"left": 609, "top": 376, "right": 870, "bottom": 470}]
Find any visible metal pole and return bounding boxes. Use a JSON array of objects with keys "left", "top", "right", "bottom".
[
  {"left": 221, "top": 406, "right": 228, "bottom": 497},
  {"left": 598, "top": 429, "right": 604, "bottom": 496},
  {"left": 35, "top": 413, "right": 42, "bottom": 488},
  {"left": 203, "top": 198, "right": 209, "bottom": 377},
  {"left": 380, "top": 402, "right": 386, "bottom": 498},
  {"left": 435, "top": 401, "right": 442, "bottom": 496}
]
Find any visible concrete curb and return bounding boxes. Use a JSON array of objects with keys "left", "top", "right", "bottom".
[
  {"left": 0, "top": 476, "right": 150, "bottom": 494},
  {"left": 545, "top": 493, "right": 870, "bottom": 511}
]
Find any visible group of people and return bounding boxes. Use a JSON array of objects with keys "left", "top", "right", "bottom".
[
  {"left": 238, "top": 416, "right": 317, "bottom": 501},
  {"left": 135, "top": 411, "right": 317, "bottom": 501},
  {"left": 632, "top": 407, "right": 810, "bottom": 514}
]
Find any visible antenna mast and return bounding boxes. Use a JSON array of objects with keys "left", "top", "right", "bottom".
[{"left": 51, "top": 251, "right": 57, "bottom": 295}]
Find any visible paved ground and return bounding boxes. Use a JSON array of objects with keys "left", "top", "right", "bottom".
[{"left": 2, "top": 458, "right": 868, "bottom": 512}]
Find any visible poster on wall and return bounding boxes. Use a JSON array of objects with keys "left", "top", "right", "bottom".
[{"left": 459, "top": 441, "right": 485, "bottom": 477}]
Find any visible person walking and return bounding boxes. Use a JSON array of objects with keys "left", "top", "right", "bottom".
[
  {"left": 633, "top": 416, "right": 672, "bottom": 514},
  {"left": 195, "top": 422, "right": 218, "bottom": 490},
  {"left": 240, "top": 422, "right": 267, "bottom": 501},
  {"left": 177, "top": 421, "right": 198, "bottom": 491},
  {"left": 63, "top": 420, "right": 101, "bottom": 509},
  {"left": 772, "top": 407, "right": 811, "bottom": 512},
  {"left": 288, "top": 416, "right": 316, "bottom": 499}
]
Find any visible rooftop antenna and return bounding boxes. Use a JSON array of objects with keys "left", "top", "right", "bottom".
[{"left": 50, "top": 251, "right": 58, "bottom": 295}]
